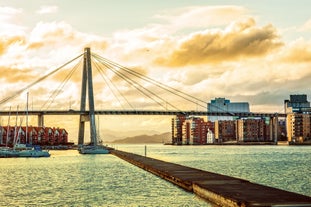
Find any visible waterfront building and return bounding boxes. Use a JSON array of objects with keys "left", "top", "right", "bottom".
[
  {"left": 0, "top": 126, "right": 3, "bottom": 145},
  {"left": 205, "top": 121, "right": 215, "bottom": 143},
  {"left": 284, "top": 94, "right": 311, "bottom": 113},
  {"left": 284, "top": 94, "right": 311, "bottom": 143},
  {"left": 214, "top": 120, "right": 236, "bottom": 143},
  {"left": 286, "top": 113, "right": 311, "bottom": 143},
  {"left": 0, "top": 126, "right": 15, "bottom": 146},
  {"left": 0, "top": 126, "right": 68, "bottom": 146},
  {"left": 181, "top": 116, "right": 207, "bottom": 145},
  {"left": 236, "top": 118, "right": 270, "bottom": 142},
  {"left": 182, "top": 120, "right": 190, "bottom": 145},
  {"left": 207, "top": 98, "right": 250, "bottom": 121},
  {"left": 278, "top": 119, "right": 287, "bottom": 141},
  {"left": 206, "top": 128, "right": 215, "bottom": 143},
  {"left": 172, "top": 115, "right": 187, "bottom": 145},
  {"left": 189, "top": 117, "right": 207, "bottom": 145}
]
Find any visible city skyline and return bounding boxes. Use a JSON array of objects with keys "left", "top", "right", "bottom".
[{"left": 1, "top": 1, "right": 311, "bottom": 140}]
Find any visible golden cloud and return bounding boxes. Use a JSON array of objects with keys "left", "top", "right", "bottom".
[
  {"left": 0, "top": 35, "right": 25, "bottom": 54},
  {"left": 0, "top": 66, "right": 36, "bottom": 83},
  {"left": 281, "top": 39, "right": 311, "bottom": 63},
  {"left": 27, "top": 21, "right": 108, "bottom": 51},
  {"left": 155, "top": 18, "right": 283, "bottom": 66}
]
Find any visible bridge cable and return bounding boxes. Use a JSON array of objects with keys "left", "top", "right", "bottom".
[
  {"left": 92, "top": 60, "right": 134, "bottom": 110},
  {"left": 93, "top": 55, "right": 182, "bottom": 111},
  {"left": 94, "top": 58, "right": 171, "bottom": 110},
  {"left": 92, "top": 53, "right": 238, "bottom": 114},
  {"left": 0, "top": 53, "right": 84, "bottom": 106},
  {"left": 92, "top": 53, "right": 207, "bottom": 109},
  {"left": 40, "top": 57, "right": 83, "bottom": 110}
]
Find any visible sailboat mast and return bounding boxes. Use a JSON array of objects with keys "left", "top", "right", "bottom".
[
  {"left": 6, "top": 106, "right": 11, "bottom": 147},
  {"left": 13, "top": 105, "right": 19, "bottom": 149},
  {"left": 26, "top": 92, "right": 29, "bottom": 144}
]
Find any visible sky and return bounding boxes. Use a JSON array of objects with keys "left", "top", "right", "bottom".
[{"left": 0, "top": 0, "right": 311, "bottom": 142}]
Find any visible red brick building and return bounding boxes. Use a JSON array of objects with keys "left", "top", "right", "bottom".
[{"left": 0, "top": 126, "right": 68, "bottom": 147}]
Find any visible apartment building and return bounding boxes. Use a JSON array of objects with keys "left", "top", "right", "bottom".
[
  {"left": 236, "top": 119, "right": 270, "bottom": 142},
  {"left": 214, "top": 120, "right": 236, "bottom": 143},
  {"left": 207, "top": 97, "right": 250, "bottom": 121},
  {"left": 286, "top": 113, "right": 311, "bottom": 143}
]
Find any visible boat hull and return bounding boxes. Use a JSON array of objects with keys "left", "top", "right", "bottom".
[
  {"left": 79, "top": 145, "right": 109, "bottom": 154},
  {"left": 0, "top": 148, "right": 19, "bottom": 158},
  {"left": 18, "top": 150, "right": 50, "bottom": 157}
]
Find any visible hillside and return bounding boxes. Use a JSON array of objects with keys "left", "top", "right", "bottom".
[{"left": 110, "top": 132, "right": 171, "bottom": 144}]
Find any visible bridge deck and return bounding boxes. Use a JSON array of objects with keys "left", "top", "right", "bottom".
[
  {"left": 0, "top": 110, "right": 285, "bottom": 117},
  {"left": 110, "top": 149, "right": 311, "bottom": 207}
]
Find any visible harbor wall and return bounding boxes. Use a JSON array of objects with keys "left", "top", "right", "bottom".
[{"left": 110, "top": 149, "right": 311, "bottom": 207}]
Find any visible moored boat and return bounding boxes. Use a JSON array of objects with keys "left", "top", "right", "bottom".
[
  {"left": 79, "top": 145, "right": 109, "bottom": 154},
  {"left": 18, "top": 145, "right": 50, "bottom": 157},
  {"left": 0, "top": 147, "right": 19, "bottom": 158}
]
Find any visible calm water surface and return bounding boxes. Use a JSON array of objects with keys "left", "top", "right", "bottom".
[
  {"left": 0, "top": 145, "right": 310, "bottom": 206},
  {"left": 116, "top": 145, "right": 311, "bottom": 197}
]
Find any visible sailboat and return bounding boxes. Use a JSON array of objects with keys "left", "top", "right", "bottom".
[
  {"left": 79, "top": 116, "right": 109, "bottom": 154},
  {"left": 18, "top": 145, "right": 50, "bottom": 157},
  {"left": 13, "top": 93, "right": 50, "bottom": 157},
  {"left": 0, "top": 106, "right": 19, "bottom": 158}
]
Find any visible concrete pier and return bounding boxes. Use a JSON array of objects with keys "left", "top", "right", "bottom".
[{"left": 111, "top": 149, "right": 311, "bottom": 207}]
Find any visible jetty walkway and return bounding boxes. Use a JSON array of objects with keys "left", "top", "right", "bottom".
[{"left": 110, "top": 149, "right": 311, "bottom": 207}]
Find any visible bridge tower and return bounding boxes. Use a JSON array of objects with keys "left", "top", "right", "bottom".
[{"left": 78, "top": 48, "right": 97, "bottom": 145}]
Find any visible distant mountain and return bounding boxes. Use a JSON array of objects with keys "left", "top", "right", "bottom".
[
  {"left": 100, "top": 129, "right": 161, "bottom": 142},
  {"left": 109, "top": 132, "right": 172, "bottom": 144}
]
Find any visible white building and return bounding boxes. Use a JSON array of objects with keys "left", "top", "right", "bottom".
[
  {"left": 207, "top": 98, "right": 250, "bottom": 122},
  {"left": 206, "top": 129, "right": 215, "bottom": 143}
]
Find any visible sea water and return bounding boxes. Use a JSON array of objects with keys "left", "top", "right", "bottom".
[{"left": 0, "top": 145, "right": 310, "bottom": 206}]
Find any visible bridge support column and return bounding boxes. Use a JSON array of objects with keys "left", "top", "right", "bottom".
[
  {"left": 38, "top": 114, "right": 44, "bottom": 127},
  {"left": 78, "top": 47, "right": 97, "bottom": 145},
  {"left": 274, "top": 116, "right": 278, "bottom": 143},
  {"left": 269, "top": 116, "right": 278, "bottom": 143},
  {"left": 269, "top": 118, "right": 273, "bottom": 141}
]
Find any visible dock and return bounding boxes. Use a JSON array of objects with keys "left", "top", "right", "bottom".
[{"left": 110, "top": 149, "right": 311, "bottom": 207}]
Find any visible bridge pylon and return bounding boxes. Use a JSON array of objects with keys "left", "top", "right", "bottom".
[{"left": 78, "top": 48, "right": 97, "bottom": 145}]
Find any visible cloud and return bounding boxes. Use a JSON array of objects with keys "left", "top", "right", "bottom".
[
  {"left": 0, "top": 35, "right": 25, "bottom": 55},
  {"left": 0, "top": 4, "right": 310, "bottom": 115},
  {"left": 0, "top": 66, "right": 36, "bottom": 83},
  {"left": 155, "top": 18, "right": 283, "bottom": 66},
  {"left": 299, "top": 18, "right": 311, "bottom": 32},
  {"left": 0, "top": 6, "right": 22, "bottom": 21},
  {"left": 0, "top": 6, "right": 25, "bottom": 36},
  {"left": 36, "top": 5, "right": 58, "bottom": 14},
  {"left": 27, "top": 21, "right": 108, "bottom": 53},
  {"left": 108, "top": 6, "right": 250, "bottom": 66},
  {"left": 155, "top": 5, "right": 249, "bottom": 30},
  {"left": 280, "top": 38, "right": 311, "bottom": 63}
]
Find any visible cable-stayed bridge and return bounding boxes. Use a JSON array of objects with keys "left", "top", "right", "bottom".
[{"left": 0, "top": 48, "right": 284, "bottom": 144}]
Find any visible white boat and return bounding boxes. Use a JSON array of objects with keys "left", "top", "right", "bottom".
[
  {"left": 18, "top": 145, "right": 50, "bottom": 157},
  {"left": 79, "top": 145, "right": 109, "bottom": 154},
  {"left": 79, "top": 115, "right": 110, "bottom": 154},
  {"left": 0, "top": 147, "right": 19, "bottom": 158}
]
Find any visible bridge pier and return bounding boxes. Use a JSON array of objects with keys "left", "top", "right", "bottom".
[
  {"left": 38, "top": 114, "right": 44, "bottom": 127},
  {"left": 78, "top": 47, "right": 97, "bottom": 145}
]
